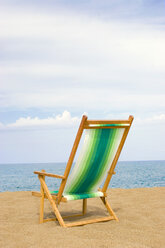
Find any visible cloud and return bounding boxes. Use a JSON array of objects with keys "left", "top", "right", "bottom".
[
  {"left": 0, "top": 0, "right": 164, "bottom": 23},
  {"left": 0, "top": 3, "right": 165, "bottom": 120},
  {"left": 0, "top": 8, "right": 165, "bottom": 70},
  {"left": 136, "top": 114, "right": 165, "bottom": 125},
  {"left": 0, "top": 111, "right": 165, "bottom": 132},
  {"left": 0, "top": 2, "right": 165, "bottom": 163},
  {"left": 1, "top": 90, "right": 165, "bottom": 115},
  {"left": 0, "top": 111, "right": 80, "bottom": 130}
]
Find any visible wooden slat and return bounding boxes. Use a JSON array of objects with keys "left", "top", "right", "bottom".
[
  {"left": 34, "top": 171, "right": 65, "bottom": 179},
  {"left": 65, "top": 216, "right": 114, "bottom": 227},
  {"left": 43, "top": 213, "right": 84, "bottom": 223},
  {"left": 86, "top": 120, "right": 130, "bottom": 124},
  {"left": 84, "top": 125, "right": 127, "bottom": 129}
]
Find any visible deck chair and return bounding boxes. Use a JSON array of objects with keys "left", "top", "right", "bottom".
[{"left": 32, "top": 115, "right": 133, "bottom": 227}]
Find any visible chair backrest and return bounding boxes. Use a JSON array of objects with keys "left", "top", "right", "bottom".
[
  {"left": 58, "top": 115, "right": 133, "bottom": 202},
  {"left": 64, "top": 126, "right": 126, "bottom": 194}
]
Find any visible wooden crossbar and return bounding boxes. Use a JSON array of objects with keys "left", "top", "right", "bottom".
[
  {"left": 43, "top": 213, "right": 84, "bottom": 223},
  {"left": 86, "top": 120, "right": 131, "bottom": 124},
  {"left": 65, "top": 216, "right": 115, "bottom": 227},
  {"left": 34, "top": 171, "right": 65, "bottom": 179},
  {"left": 84, "top": 125, "right": 128, "bottom": 129}
]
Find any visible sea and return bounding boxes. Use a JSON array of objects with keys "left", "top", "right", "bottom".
[{"left": 0, "top": 160, "right": 165, "bottom": 192}]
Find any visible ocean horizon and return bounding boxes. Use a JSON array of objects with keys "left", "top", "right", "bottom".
[{"left": 0, "top": 160, "right": 165, "bottom": 192}]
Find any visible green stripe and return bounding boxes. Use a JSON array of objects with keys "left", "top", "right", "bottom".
[
  {"left": 65, "top": 129, "right": 97, "bottom": 193},
  {"left": 65, "top": 128, "right": 123, "bottom": 194},
  {"left": 74, "top": 129, "right": 103, "bottom": 193},
  {"left": 80, "top": 129, "right": 113, "bottom": 193},
  {"left": 90, "top": 128, "right": 117, "bottom": 189},
  {"left": 64, "top": 127, "right": 124, "bottom": 196},
  {"left": 64, "top": 129, "right": 99, "bottom": 193}
]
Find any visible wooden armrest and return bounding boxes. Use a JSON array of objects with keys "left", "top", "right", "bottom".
[
  {"left": 34, "top": 171, "right": 65, "bottom": 179},
  {"left": 32, "top": 191, "right": 67, "bottom": 202}
]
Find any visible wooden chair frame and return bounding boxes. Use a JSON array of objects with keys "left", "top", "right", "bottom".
[{"left": 32, "top": 115, "right": 134, "bottom": 227}]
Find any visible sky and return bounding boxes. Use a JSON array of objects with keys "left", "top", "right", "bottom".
[{"left": 0, "top": 0, "right": 165, "bottom": 163}]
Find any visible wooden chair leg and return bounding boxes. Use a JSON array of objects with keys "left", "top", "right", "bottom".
[
  {"left": 39, "top": 170, "right": 45, "bottom": 223},
  {"left": 39, "top": 176, "right": 66, "bottom": 227},
  {"left": 100, "top": 197, "right": 119, "bottom": 221},
  {"left": 82, "top": 199, "right": 87, "bottom": 215},
  {"left": 40, "top": 184, "right": 45, "bottom": 223}
]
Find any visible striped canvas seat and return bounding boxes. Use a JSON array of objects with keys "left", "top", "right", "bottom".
[
  {"left": 50, "top": 190, "right": 104, "bottom": 200},
  {"left": 51, "top": 125, "right": 125, "bottom": 200},
  {"left": 63, "top": 127, "right": 125, "bottom": 200}
]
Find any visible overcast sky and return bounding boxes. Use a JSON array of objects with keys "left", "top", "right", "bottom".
[{"left": 0, "top": 0, "right": 165, "bottom": 163}]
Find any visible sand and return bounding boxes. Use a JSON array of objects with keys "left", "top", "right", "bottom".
[{"left": 0, "top": 187, "right": 164, "bottom": 248}]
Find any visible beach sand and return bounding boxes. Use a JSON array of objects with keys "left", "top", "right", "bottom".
[{"left": 0, "top": 187, "right": 164, "bottom": 248}]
